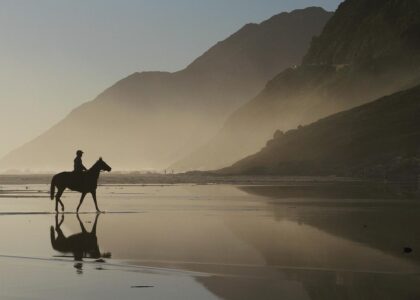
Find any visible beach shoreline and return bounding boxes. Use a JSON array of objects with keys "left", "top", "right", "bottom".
[{"left": 0, "top": 173, "right": 366, "bottom": 185}]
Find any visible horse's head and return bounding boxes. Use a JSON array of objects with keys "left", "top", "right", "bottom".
[{"left": 97, "top": 157, "right": 112, "bottom": 172}]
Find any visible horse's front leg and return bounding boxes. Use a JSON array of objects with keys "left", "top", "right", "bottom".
[
  {"left": 91, "top": 190, "right": 101, "bottom": 213},
  {"left": 77, "top": 193, "right": 87, "bottom": 213}
]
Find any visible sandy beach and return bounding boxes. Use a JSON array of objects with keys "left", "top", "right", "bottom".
[{"left": 0, "top": 183, "right": 419, "bottom": 299}]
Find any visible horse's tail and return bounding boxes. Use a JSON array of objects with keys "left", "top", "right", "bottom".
[{"left": 50, "top": 176, "right": 56, "bottom": 200}]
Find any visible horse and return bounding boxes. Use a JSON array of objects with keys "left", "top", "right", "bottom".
[{"left": 50, "top": 158, "right": 112, "bottom": 213}]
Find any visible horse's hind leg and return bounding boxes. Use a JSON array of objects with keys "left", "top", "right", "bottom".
[
  {"left": 58, "top": 199, "right": 65, "bottom": 212},
  {"left": 55, "top": 188, "right": 65, "bottom": 213}
]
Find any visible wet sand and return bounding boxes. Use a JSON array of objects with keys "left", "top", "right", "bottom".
[{"left": 0, "top": 183, "right": 419, "bottom": 299}]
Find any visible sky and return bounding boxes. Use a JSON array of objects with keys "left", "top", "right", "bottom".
[{"left": 0, "top": 0, "right": 342, "bottom": 157}]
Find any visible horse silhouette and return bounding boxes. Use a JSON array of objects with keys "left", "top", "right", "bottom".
[
  {"left": 50, "top": 213, "right": 108, "bottom": 261},
  {"left": 50, "top": 158, "right": 111, "bottom": 212}
]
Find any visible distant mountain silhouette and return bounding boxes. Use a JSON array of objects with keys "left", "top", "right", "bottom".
[
  {"left": 0, "top": 7, "right": 332, "bottom": 171},
  {"left": 173, "top": 0, "right": 420, "bottom": 171},
  {"left": 219, "top": 84, "right": 420, "bottom": 177}
]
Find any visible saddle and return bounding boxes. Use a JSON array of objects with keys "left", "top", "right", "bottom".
[{"left": 71, "top": 171, "right": 87, "bottom": 188}]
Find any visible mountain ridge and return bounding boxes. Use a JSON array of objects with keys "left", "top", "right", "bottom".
[
  {"left": 173, "top": 0, "right": 420, "bottom": 172},
  {"left": 0, "top": 7, "right": 333, "bottom": 171}
]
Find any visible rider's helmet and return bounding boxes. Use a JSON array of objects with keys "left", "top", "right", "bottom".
[{"left": 76, "top": 150, "right": 84, "bottom": 156}]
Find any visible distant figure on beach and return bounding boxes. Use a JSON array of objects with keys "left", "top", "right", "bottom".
[{"left": 74, "top": 150, "right": 87, "bottom": 173}]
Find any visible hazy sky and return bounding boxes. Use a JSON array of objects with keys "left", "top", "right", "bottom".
[{"left": 0, "top": 0, "right": 341, "bottom": 157}]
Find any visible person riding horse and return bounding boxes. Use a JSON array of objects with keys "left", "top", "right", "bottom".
[
  {"left": 51, "top": 157, "right": 112, "bottom": 212},
  {"left": 74, "top": 150, "right": 87, "bottom": 173}
]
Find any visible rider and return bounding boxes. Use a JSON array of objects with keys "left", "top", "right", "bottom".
[{"left": 74, "top": 150, "right": 87, "bottom": 173}]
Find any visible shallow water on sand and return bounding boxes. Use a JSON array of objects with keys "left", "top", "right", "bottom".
[{"left": 0, "top": 183, "right": 420, "bottom": 299}]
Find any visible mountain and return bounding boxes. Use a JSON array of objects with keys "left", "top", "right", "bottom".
[
  {"left": 0, "top": 7, "right": 332, "bottom": 172},
  {"left": 219, "top": 84, "right": 420, "bottom": 177},
  {"left": 173, "top": 0, "right": 420, "bottom": 171}
]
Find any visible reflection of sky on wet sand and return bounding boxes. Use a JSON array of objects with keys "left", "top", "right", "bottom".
[{"left": 0, "top": 184, "right": 420, "bottom": 299}]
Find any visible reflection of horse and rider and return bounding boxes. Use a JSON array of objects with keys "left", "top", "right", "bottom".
[
  {"left": 50, "top": 213, "right": 111, "bottom": 261},
  {"left": 50, "top": 213, "right": 111, "bottom": 273},
  {"left": 50, "top": 150, "right": 112, "bottom": 213}
]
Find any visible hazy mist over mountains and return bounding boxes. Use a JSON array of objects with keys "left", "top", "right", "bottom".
[
  {"left": 221, "top": 84, "right": 420, "bottom": 177},
  {"left": 0, "top": 7, "right": 332, "bottom": 172},
  {"left": 174, "top": 0, "right": 420, "bottom": 172}
]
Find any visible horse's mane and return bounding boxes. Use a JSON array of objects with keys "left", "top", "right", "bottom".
[{"left": 88, "top": 159, "right": 102, "bottom": 172}]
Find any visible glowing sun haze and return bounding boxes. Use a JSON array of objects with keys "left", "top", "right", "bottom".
[{"left": 0, "top": 0, "right": 341, "bottom": 157}]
